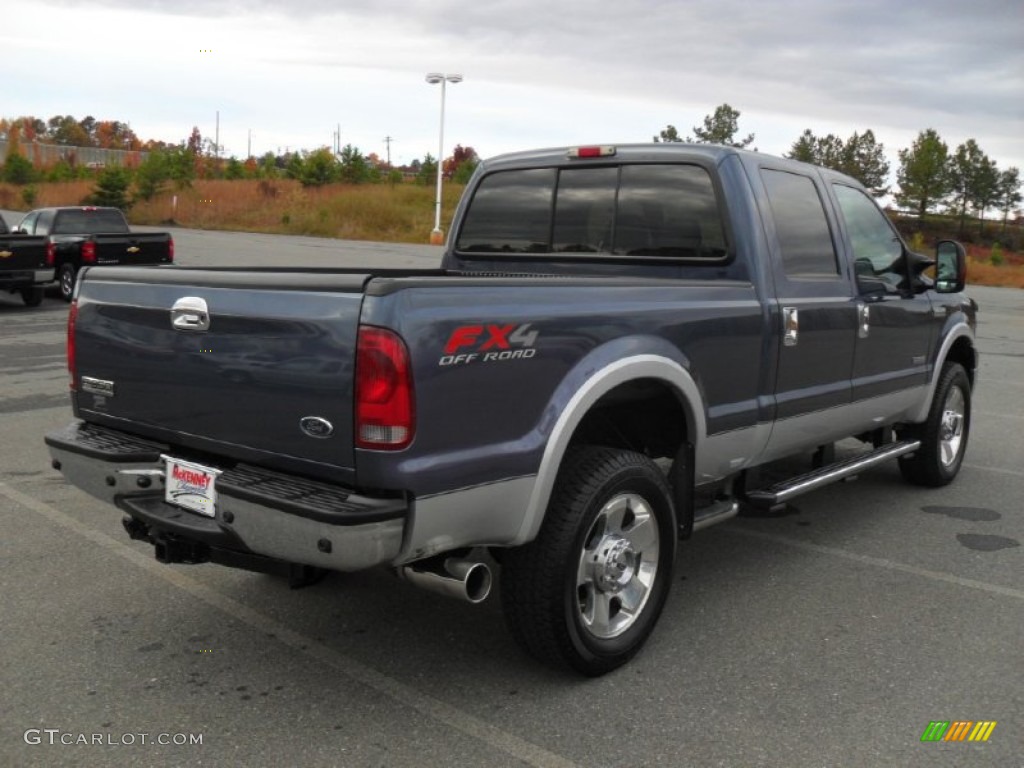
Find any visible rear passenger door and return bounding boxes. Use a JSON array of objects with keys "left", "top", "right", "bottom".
[{"left": 758, "top": 167, "right": 858, "bottom": 451}]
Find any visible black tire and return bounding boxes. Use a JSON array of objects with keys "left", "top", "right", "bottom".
[
  {"left": 899, "top": 362, "right": 971, "bottom": 487},
  {"left": 501, "top": 446, "right": 677, "bottom": 676},
  {"left": 58, "top": 263, "right": 77, "bottom": 302},
  {"left": 20, "top": 285, "right": 44, "bottom": 307}
]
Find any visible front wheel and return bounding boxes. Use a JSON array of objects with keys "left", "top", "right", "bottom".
[
  {"left": 899, "top": 362, "right": 971, "bottom": 486},
  {"left": 58, "top": 263, "right": 78, "bottom": 302},
  {"left": 501, "top": 446, "right": 677, "bottom": 676}
]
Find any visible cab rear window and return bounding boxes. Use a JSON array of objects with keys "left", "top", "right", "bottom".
[
  {"left": 53, "top": 209, "right": 130, "bottom": 235},
  {"left": 455, "top": 164, "right": 728, "bottom": 261}
]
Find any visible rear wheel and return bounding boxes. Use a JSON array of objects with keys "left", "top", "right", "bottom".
[
  {"left": 20, "top": 285, "right": 44, "bottom": 307},
  {"left": 58, "top": 263, "right": 77, "bottom": 302},
  {"left": 501, "top": 446, "right": 677, "bottom": 676},
  {"left": 899, "top": 362, "right": 971, "bottom": 486}
]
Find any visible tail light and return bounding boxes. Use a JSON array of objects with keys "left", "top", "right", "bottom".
[
  {"left": 168, "top": 235, "right": 175, "bottom": 263},
  {"left": 82, "top": 240, "right": 97, "bottom": 264},
  {"left": 45, "top": 242, "right": 55, "bottom": 267},
  {"left": 355, "top": 326, "right": 415, "bottom": 450},
  {"left": 67, "top": 300, "right": 79, "bottom": 391}
]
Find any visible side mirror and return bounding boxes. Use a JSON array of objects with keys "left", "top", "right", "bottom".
[{"left": 935, "top": 240, "right": 966, "bottom": 293}]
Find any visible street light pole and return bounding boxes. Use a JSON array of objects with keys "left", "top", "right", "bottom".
[{"left": 425, "top": 72, "right": 462, "bottom": 244}]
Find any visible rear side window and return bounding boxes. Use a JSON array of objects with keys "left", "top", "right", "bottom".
[
  {"left": 52, "top": 209, "right": 130, "bottom": 235},
  {"left": 456, "top": 163, "right": 728, "bottom": 261},
  {"left": 761, "top": 169, "right": 839, "bottom": 277}
]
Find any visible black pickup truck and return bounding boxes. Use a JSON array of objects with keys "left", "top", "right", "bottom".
[
  {"left": 45, "top": 144, "right": 977, "bottom": 675},
  {"left": 0, "top": 213, "right": 51, "bottom": 306},
  {"left": 15, "top": 206, "right": 173, "bottom": 301}
]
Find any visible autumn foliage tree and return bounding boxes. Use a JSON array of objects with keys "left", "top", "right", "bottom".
[
  {"left": 445, "top": 144, "right": 479, "bottom": 183},
  {"left": 1, "top": 123, "right": 37, "bottom": 184}
]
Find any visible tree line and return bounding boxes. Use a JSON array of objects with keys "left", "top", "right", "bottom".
[
  {"left": 656, "top": 104, "right": 1021, "bottom": 235},
  {"left": 3, "top": 109, "right": 1018, "bottom": 237},
  {"left": 1, "top": 115, "right": 481, "bottom": 209}
]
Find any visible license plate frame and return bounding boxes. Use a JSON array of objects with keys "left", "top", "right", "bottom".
[{"left": 162, "top": 455, "right": 222, "bottom": 518}]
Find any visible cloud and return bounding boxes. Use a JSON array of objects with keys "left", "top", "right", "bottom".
[{"left": 5, "top": 0, "right": 1022, "bottom": 170}]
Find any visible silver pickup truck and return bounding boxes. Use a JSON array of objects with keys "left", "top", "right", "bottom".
[{"left": 46, "top": 144, "right": 977, "bottom": 675}]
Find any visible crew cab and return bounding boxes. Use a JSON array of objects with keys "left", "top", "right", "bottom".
[
  {"left": 45, "top": 144, "right": 976, "bottom": 675},
  {"left": 16, "top": 206, "right": 173, "bottom": 301},
  {"left": 0, "top": 213, "right": 51, "bottom": 306}
]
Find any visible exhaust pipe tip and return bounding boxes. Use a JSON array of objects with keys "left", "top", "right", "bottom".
[{"left": 400, "top": 557, "right": 492, "bottom": 604}]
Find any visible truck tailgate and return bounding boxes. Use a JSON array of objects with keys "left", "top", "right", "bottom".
[
  {"left": 0, "top": 234, "right": 48, "bottom": 270},
  {"left": 93, "top": 233, "right": 172, "bottom": 266},
  {"left": 72, "top": 267, "right": 370, "bottom": 477}
]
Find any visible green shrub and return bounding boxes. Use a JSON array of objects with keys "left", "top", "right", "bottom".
[
  {"left": 21, "top": 185, "right": 38, "bottom": 207},
  {"left": 2, "top": 152, "right": 36, "bottom": 185},
  {"left": 990, "top": 242, "right": 1004, "bottom": 266},
  {"left": 84, "top": 165, "right": 133, "bottom": 209}
]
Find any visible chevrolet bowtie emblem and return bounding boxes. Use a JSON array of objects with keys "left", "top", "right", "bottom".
[
  {"left": 127, "top": 246, "right": 140, "bottom": 253},
  {"left": 0, "top": 250, "right": 12, "bottom": 259}
]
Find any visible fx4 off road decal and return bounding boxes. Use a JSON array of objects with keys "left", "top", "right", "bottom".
[{"left": 440, "top": 323, "right": 538, "bottom": 366}]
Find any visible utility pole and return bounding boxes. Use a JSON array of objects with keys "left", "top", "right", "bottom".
[
  {"left": 215, "top": 110, "right": 220, "bottom": 158},
  {"left": 383, "top": 135, "right": 393, "bottom": 168},
  {"left": 247, "top": 128, "right": 251, "bottom": 159}
]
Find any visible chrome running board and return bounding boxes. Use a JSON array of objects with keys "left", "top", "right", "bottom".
[{"left": 744, "top": 440, "right": 921, "bottom": 509}]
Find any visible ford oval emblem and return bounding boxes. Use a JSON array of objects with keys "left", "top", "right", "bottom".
[{"left": 300, "top": 417, "right": 334, "bottom": 439}]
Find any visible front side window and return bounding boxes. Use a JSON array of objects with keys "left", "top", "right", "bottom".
[
  {"left": 456, "top": 163, "right": 728, "bottom": 261},
  {"left": 761, "top": 169, "right": 839, "bottom": 277},
  {"left": 18, "top": 211, "right": 39, "bottom": 235},
  {"left": 832, "top": 184, "right": 906, "bottom": 293}
]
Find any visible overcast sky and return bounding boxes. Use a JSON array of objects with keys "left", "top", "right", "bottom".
[{"left": 4, "top": 0, "right": 1022, "bottom": 179}]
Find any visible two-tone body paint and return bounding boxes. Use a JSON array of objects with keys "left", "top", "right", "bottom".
[{"left": 56, "top": 144, "right": 976, "bottom": 570}]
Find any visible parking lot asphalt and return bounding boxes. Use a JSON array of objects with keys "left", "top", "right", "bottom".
[{"left": 1, "top": 227, "right": 1021, "bottom": 767}]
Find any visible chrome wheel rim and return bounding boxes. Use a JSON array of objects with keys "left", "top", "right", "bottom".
[
  {"left": 575, "top": 493, "right": 660, "bottom": 639},
  {"left": 939, "top": 386, "right": 966, "bottom": 468},
  {"left": 60, "top": 267, "right": 74, "bottom": 298}
]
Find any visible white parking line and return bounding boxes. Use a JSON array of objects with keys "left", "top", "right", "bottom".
[
  {"left": 726, "top": 527, "right": 1024, "bottom": 601},
  {"left": 0, "top": 481, "right": 580, "bottom": 768},
  {"left": 975, "top": 410, "right": 1024, "bottom": 421},
  {"left": 964, "top": 463, "right": 1024, "bottom": 479}
]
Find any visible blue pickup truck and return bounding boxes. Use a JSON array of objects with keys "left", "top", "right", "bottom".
[{"left": 45, "top": 144, "right": 976, "bottom": 675}]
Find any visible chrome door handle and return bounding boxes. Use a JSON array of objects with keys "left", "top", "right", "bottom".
[
  {"left": 783, "top": 307, "right": 798, "bottom": 347},
  {"left": 858, "top": 303, "right": 870, "bottom": 339}
]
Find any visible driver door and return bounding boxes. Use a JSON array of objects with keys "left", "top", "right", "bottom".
[{"left": 831, "top": 184, "right": 934, "bottom": 403}]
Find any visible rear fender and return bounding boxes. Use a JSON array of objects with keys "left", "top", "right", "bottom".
[{"left": 511, "top": 341, "right": 705, "bottom": 546}]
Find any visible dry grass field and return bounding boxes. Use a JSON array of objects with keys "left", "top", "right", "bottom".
[{"left": 0, "top": 179, "right": 464, "bottom": 244}]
